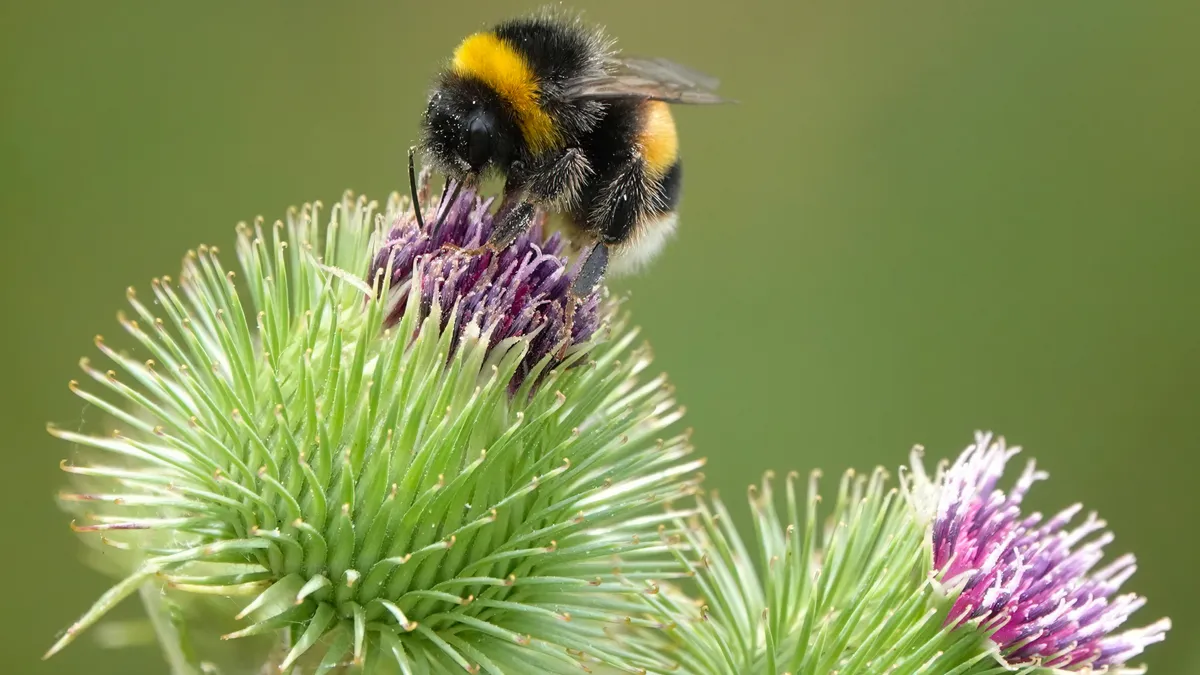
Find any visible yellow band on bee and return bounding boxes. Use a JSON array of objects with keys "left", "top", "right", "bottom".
[
  {"left": 638, "top": 101, "right": 679, "bottom": 180},
  {"left": 452, "top": 32, "right": 561, "bottom": 155}
]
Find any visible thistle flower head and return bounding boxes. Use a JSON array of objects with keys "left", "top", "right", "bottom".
[
  {"left": 911, "top": 432, "right": 1170, "bottom": 672},
  {"left": 638, "top": 467, "right": 938, "bottom": 675},
  {"left": 46, "top": 188, "right": 702, "bottom": 673},
  {"left": 368, "top": 183, "right": 600, "bottom": 389},
  {"left": 624, "top": 433, "right": 1171, "bottom": 675}
]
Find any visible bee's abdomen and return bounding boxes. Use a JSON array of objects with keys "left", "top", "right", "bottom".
[
  {"left": 637, "top": 101, "right": 679, "bottom": 182},
  {"left": 636, "top": 100, "right": 682, "bottom": 218},
  {"left": 655, "top": 159, "right": 683, "bottom": 213},
  {"left": 571, "top": 99, "right": 685, "bottom": 242}
]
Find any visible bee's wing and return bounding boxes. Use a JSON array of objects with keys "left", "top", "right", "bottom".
[{"left": 565, "top": 56, "right": 729, "bottom": 104}]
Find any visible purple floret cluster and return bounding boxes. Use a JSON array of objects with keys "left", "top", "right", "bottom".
[
  {"left": 931, "top": 432, "right": 1169, "bottom": 670},
  {"left": 368, "top": 186, "right": 601, "bottom": 389}
]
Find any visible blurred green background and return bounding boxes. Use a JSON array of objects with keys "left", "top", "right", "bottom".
[{"left": 3, "top": 1, "right": 1197, "bottom": 672}]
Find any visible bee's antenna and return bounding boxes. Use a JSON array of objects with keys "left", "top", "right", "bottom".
[
  {"left": 408, "top": 147, "right": 426, "bottom": 232},
  {"left": 430, "top": 178, "right": 465, "bottom": 241}
]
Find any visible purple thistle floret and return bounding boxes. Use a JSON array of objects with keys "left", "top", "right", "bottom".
[
  {"left": 931, "top": 432, "right": 1169, "bottom": 671},
  {"left": 367, "top": 185, "right": 601, "bottom": 391}
]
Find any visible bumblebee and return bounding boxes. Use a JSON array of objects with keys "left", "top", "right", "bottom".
[{"left": 417, "top": 12, "right": 725, "bottom": 295}]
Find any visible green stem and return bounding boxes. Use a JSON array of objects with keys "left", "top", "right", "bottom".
[{"left": 138, "top": 583, "right": 204, "bottom": 675}]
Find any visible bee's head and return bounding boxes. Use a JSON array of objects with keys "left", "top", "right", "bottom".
[{"left": 421, "top": 78, "right": 518, "bottom": 180}]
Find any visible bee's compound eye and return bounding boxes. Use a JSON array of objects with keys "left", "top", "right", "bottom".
[{"left": 466, "top": 114, "right": 493, "bottom": 171}]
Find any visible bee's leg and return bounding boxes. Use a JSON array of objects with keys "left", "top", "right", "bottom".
[
  {"left": 557, "top": 153, "right": 646, "bottom": 356},
  {"left": 492, "top": 190, "right": 522, "bottom": 226},
  {"left": 525, "top": 148, "right": 590, "bottom": 205},
  {"left": 559, "top": 241, "right": 609, "bottom": 359},
  {"left": 428, "top": 178, "right": 465, "bottom": 241},
  {"left": 433, "top": 169, "right": 528, "bottom": 254},
  {"left": 470, "top": 149, "right": 590, "bottom": 249},
  {"left": 560, "top": 298, "right": 576, "bottom": 361},
  {"left": 441, "top": 199, "right": 534, "bottom": 256},
  {"left": 570, "top": 240, "right": 610, "bottom": 297},
  {"left": 486, "top": 200, "right": 536, "bottom": 250}
]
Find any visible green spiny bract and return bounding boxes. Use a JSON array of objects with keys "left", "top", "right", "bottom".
[
  {"left": 630, "top": 467, "right": 1019, "bottom": 675},
  {"left": 48, "top": 190, "right": 704, "bottom": 674}
]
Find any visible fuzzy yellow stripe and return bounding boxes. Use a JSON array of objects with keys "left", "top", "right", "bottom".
[
  {"left": 638, "top": 101, "right": 679, "bottom": 179},
  {"left": 452, "top": 32, "right": 560, "bottom": 155}
]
